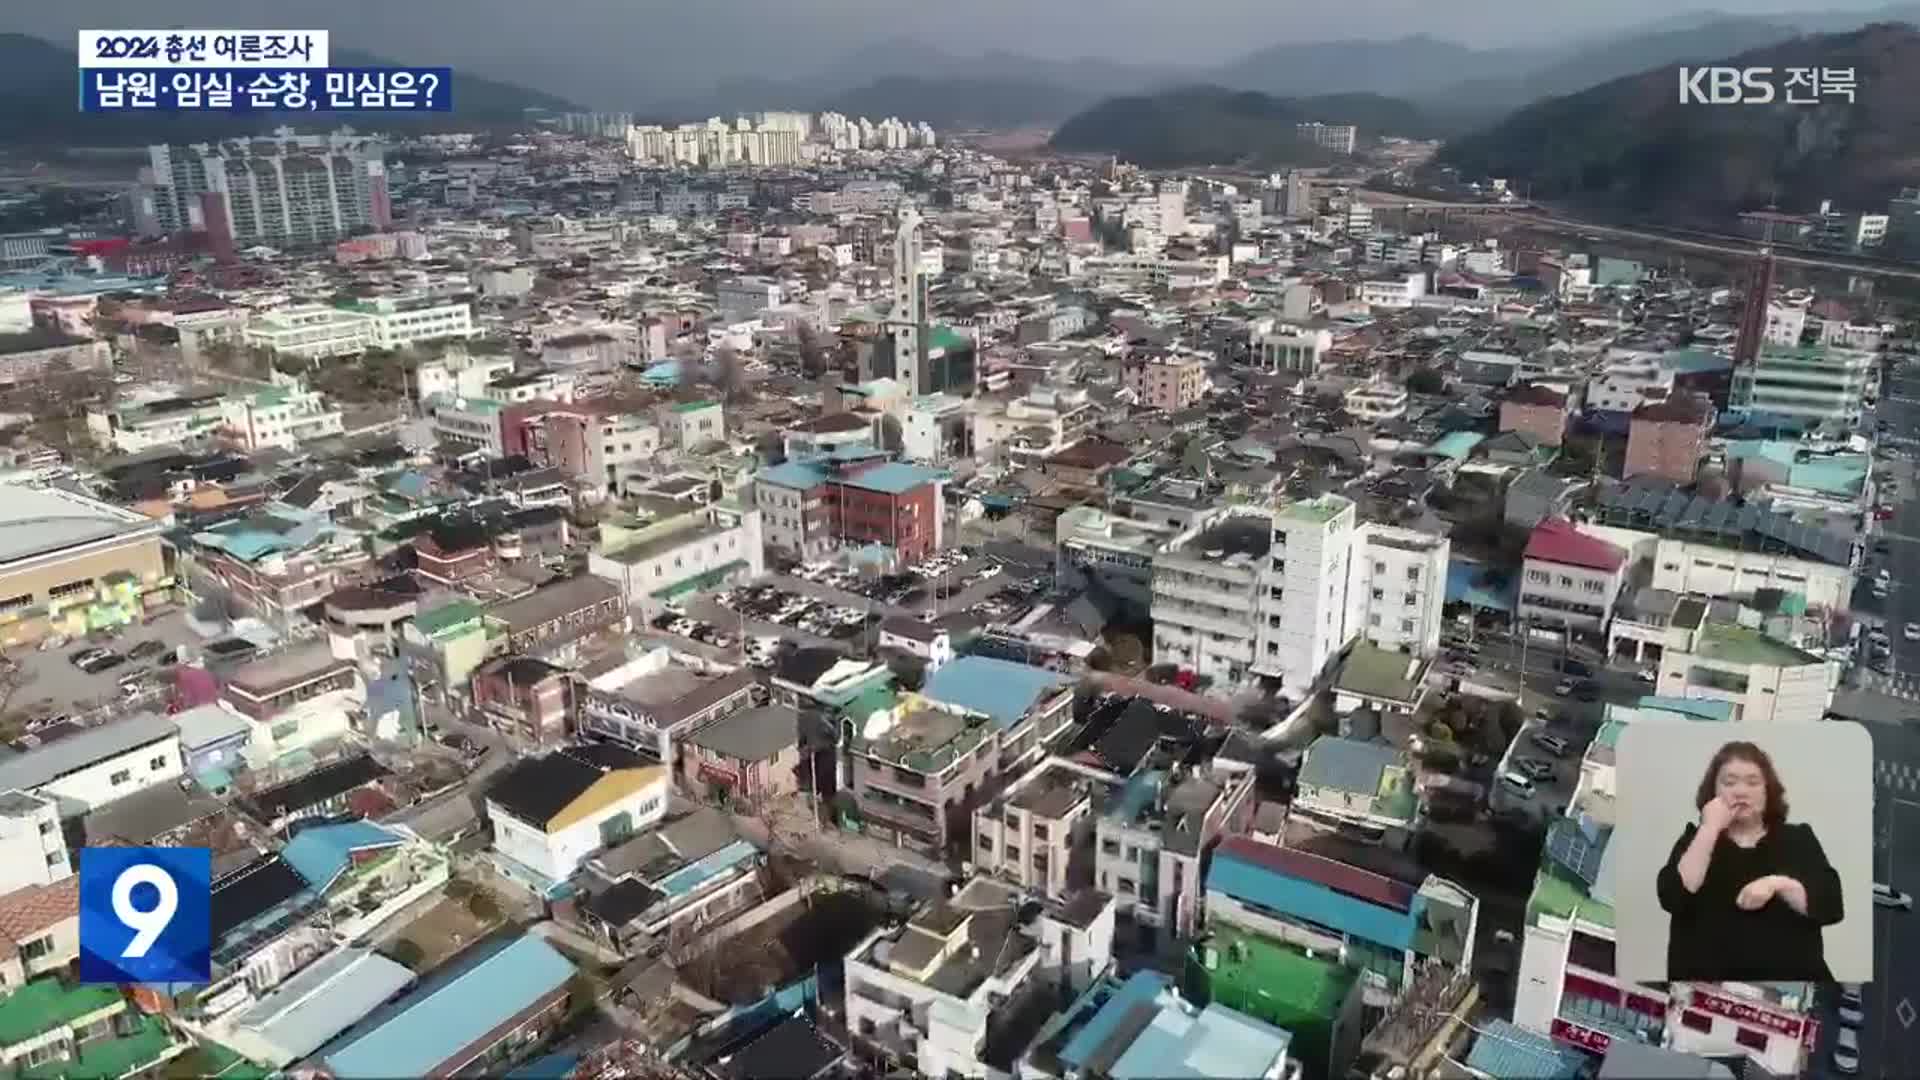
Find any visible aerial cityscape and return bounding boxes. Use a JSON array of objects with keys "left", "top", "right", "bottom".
[{"left": 0, "top": 3, "right": 1917, "bottom": 1079}]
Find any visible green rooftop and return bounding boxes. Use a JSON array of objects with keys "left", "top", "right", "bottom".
[
  {"left": 1695, "top": 622, "right": 1822, "bottom": 669},
  {"left": 0, "top": 980, "right": 125, "bottom": 1045},
  {"left": 17, "top": 1013, "right": 178, "bottom": 1080},
  {"left": 1527, "top": 869, "right": 1615, "bottom": 930},
  {"left": 1334, "top": 642, "right": 1428, "bottom": 704},
  {"left": 1199, "top": 925, "right": 1354, "bottom": 1074},
  {"left": 413, "top": 599, "right": 483, "bottom": 638},
  {"left": 1275, "top": 494, "right": 1353, "bottom": 525},
  {"left": 669, "top": 399, "right": 719, "bottom": 413},
  {"left": 928, "top": 324, "right": 971, "bottom": 354},
  {"left": 250, "top": 388, "right": 291, "bottom": 408}
]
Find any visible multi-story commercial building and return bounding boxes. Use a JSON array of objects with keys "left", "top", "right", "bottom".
[
  {"left": 753, "top": 448, "right": 948, "bottom": 564},
  {"left": 973, "top": 757, "right": 1122, "bottom": 901},
  {"left": 1520, "top": 519, "right": 1627, "bottom": 632},
  {"left": 1593, "top": 485, "right": 1855, "bottom": 611},
  {"left": 184, "top": 503, "right": 370, "bottom": 626},
  {"left": 1346, "top": 524, "right": 1449, "bottom": 657},
  {"left": 1153, "top": 497, "right": 1357, "bottom": 697},
  {"left": 587, "top": 505, "right": 764, "bottom": 620},
  {"left": 841, "top": 656, "right": 1074, "bottom": 856},
  {"left": 843, "top": 876, "right": 1112, "bottom": 1078},
  {"left": 241, "top": 304, "right": 375, "bottom": 360},
  {"left": 1624, "top": 393, "right": 1714, "bottom": 484},
  {"left": 1094, "top": 762, "right": 1258, "bottom": 948},
  {"left": 1249, "top": 318, "right": 1333, "bottom": 374},
  {"left": 141, "top": 134, "right": 389, "bottom": 255},
  {"left": 1516, "top": 705, "right": 1817, "bottom": 1076},
  {"left": 0, "top": 484, "right": 173, "bottom": 646},
  {"left": 219, "top": 384, "right": 345, "bottom": 451},
  {"left": 1730, "top": 343, "right": 1875, "bottom": 429},
  {"left": 971, "top": 384, "right": 1100, "bottom": 464},
  {"left": 1054, "top": 506, "right": 1171, "bottom": 617},
  {"left": 715, "top": 275, "right": 782, "bottom": 322},
  {"left": 341, "top": 294, "right": 476, "bottom": 351},
  {"left": 1122, "top": 352, "right": 1208, "bottom": 412},
  {"left": 1653, "top": 616, "right": 1831, "bottom": 723}
]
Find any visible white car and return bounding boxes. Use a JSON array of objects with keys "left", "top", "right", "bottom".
[
  {"left": 1872, "top": 882, "right": 1914, "bottom": 910},
  {"left": 1906, "top": 622, "right": 1920, "bottom": 641}
]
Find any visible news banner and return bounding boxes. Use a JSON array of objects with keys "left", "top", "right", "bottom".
[{"left": 78, "top": 30, "right": 451, "bottom": 113}]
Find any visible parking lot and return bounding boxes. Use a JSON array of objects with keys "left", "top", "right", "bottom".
[{"left": 1, "top": 610, "right": 199, "bottom": 731}]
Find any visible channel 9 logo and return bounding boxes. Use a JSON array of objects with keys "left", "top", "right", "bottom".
[{"left": 78, "top": 847, "right": 211, "bottom": 985}]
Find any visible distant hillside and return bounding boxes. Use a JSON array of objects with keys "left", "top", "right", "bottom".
[
  {"left": 0, "top": 34, "right": 579, "bottom": 146},
  {"left": 1437, "top": 22, "right": 1920, "bottom": 222},
  {"left": 818, "top": 76, "right": 1092, "bottom": 131},
  {"left": 1050, "top": 86, "right": 1443, "bottom": 167}
]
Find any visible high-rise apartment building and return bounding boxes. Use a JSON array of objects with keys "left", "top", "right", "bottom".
[
  {"left": 140, "top": 133, "right": 389, "bottom": 256},
  {"left": 1296, "top": 122, "right": 1358, "bottom": 155}
]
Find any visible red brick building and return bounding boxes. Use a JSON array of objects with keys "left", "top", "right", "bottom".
[
  {"left": 1499, "top": 383, "right": 1570, "bottom": 448},
  {"left": 1624, "top": 392, "right": 1715, "bottom": 484}
]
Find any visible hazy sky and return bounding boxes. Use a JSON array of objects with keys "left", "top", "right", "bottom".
[{"left": 15, "top": 0, "right": 1912, "bottom": 107}]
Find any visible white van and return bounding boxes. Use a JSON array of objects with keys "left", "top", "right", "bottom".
[{"left": 1499, "top": 771, "right": 1536, "bottom": 799}]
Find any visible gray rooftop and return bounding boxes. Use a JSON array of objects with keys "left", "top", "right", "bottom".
[
  {"left": 1299, "top": 736, "right": 1401, "bottom": 796},
  {"left": 1595, "top": 481, "right": 1854, "bottom": 566},
  {"left": 0, "top": 713, "right": 177, "bottom": 794},
  {"left": 594, "top": 806, "right": 743, "bottom": 882},
  {"left": 683, "top": 705, "right": 798, "bottom": 763},
  {"left": 486, "top": 574, "right": 623, "bottom": 631},
  {"left": 0, "top": 484, "right": 160, "bottom": 567}
]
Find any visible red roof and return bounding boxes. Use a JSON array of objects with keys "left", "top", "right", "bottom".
[
  {"left": 1525, "top": 518, "right": 1626, "bottom": 572},
  {"left": 0, "top": 877, "right": 79, "bottom": 949},
  {"left": 1215, "top": 836, "right": 1414, "bottom": 912}
]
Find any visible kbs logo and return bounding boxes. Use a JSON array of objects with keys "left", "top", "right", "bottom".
[
  {"left": 1679, "top": 66, "right": 1857, "bottom": 105},
  {"left": 78, "top": 847, "right": 211, "bottom": 984}
]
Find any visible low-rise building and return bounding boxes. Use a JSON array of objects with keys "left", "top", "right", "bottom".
[
  {"left": 1501, "top": 383, "right": 1571, "bottom": 447},
  {"left": 677, "top": 704, "right": 801, "bottom": 808},
  {"left": 576, "top": 649, "right": 760, "bottom": 764},
  {"left": 578, "top": 808, "right": 766, "bottom": 956},
  {"left": 973, "top": 756, "right": 1122, "bottom": 900},
  {"left": 1290, "top": 735, "right": 1419, "bottom": 850},
  {"left": 0, "top": 713, "right": 181, "bottom": 819},
  {"left": 1346, "top": 523, "right": 1449, "bottom": 657},
  {"left": 587, "top": 505, "right": 764, "bottom": 619},
  {"left": 1344, "top": 380, "right": 1409, "bottom": 422},
  {"left": 1020, "top": 969, "right": 1301, "bottom": 1080},
  {"left": 1123, "top": 353, "right": 1208, "bottom": 412},
  {"left": 484, "top": 745, "right": 670, "bottom": 893},
  {"left": 754, "top": 448, "right": 949, "bottom": 565},
  {"left": 313, "top": 935, "right": 575, "bottom": 1080},
  {"left": 1094, "top": 761, "right": 1258, "bottom": 948},
  {"left": 1520, "top": 518, "right": 1627, "bottom": 633},
  {"left": 0, "top": 483, "right": 173, "bottom": 646},
  {"left": 220, "top": 383, "right": 345, "bottom": 451},
  {"left": 1624, "top": 393, "right": 1714, "bottom": 484},
  {"left": 0, "top": 791, "right": 68, "bottom": 893},
  {"left": 472, "top": 656, "right": 574, "bottom": 746},
  {"left": 483, "top": 574, "right": 627, "bottom": 662},
  {"left": 1653, "top": 617, "right": 1832, "bottom": 724},
  {"left": 1250, "top": 318, "right": 1333, "bottom": 374},
  {"left": 242, "top": 304, "right": 374, "bottom": 360}
]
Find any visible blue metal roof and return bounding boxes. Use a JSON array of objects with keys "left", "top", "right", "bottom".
[
  {"left": 921, "top": 655, "right": 1072, "bottom": 729},
  {"left": 1061, "top": 971, "right": 1171, "bottom": 1072},
  {"left": 231, "top": 947, "right": 415, "bottom": 1064},
  {"left": 1112, "top": 1001, "right": 1293, "bottom": 1080},
  {"left": 758, "top": 460, "right": 826, "bottom": 491},
  {"left": 1208, "top": 847, "right": 1420, "bottom": 951},
  {"left": 282, "top": 821, "right": 407, "bottom": 893},
  {"left": 322, "top": 935, "right": 576, "bottom": 1079},
  {"left": 1463, "top": 1018, "right": 1587, "bottom": 1080},
  {"left": 1446, "top": 558, "right": 1517, "bottom": 612},
  {"left": 1635, "top": 695, "right": 1735, "bottom": 722}
]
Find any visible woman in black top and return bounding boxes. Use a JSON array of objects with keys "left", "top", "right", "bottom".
[{"left": 1656, "top": 740, "right": 1844, "bottom": 982}]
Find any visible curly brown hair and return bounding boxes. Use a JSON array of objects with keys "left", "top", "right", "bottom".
[{"left": 1694, "top": 740, "right": 1789, "bottom": 831}]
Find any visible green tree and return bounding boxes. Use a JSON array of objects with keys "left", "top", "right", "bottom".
[{"left": 385, "top": 938, "right": 426, "bottom": 969}]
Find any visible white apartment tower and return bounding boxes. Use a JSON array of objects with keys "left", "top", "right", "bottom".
[
  {"left": 889, "top": 205, "right": 929, "bottom": 393},
  {"left": 1346, "top": 524, "right": 1450, "bottom": 657},
  {"left": 1257, "top": 495, "right": 1359, "bottom": 696},
  {"left": 142, "top": 133, "right": 389, "bottom": 250}
]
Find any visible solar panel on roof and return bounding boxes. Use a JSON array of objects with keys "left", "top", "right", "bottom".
[{"left": 1545, "top": 814, "right": 1610, "bottom": 889}]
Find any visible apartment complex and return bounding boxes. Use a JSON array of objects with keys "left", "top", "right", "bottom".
[{"left": 141, "top": 134, "right": 390, "bottom": 254}]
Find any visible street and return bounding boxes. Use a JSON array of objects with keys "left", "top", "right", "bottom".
[{"left": 1812, "top": 356, "right": 1920, "bottom": 1079}]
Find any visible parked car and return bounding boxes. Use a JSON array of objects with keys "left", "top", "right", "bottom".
[
  {"left": 1531, "top": 731, "right": 1572, "bottom": 757},
  {"left": 1497, "top": 772, "right": 1536, "bottom": 799},
  {"left": 1553, "top": 679, "right": 1576, "bottom": 697},
  {"left": 1514, "top": 757, "right": 1555, "bottom": 782}
]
